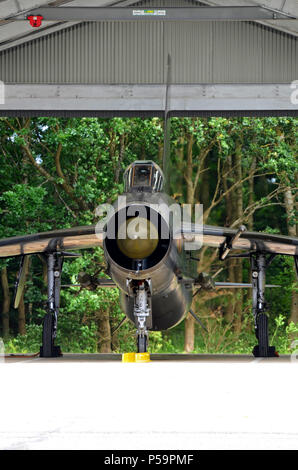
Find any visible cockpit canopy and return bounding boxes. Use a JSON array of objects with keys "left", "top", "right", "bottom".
[{"left": 123, "top": 161, "right": 164, "bottom": 192}]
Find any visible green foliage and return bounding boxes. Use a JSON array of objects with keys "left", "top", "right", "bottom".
[
  {"left": 4, "top": 324, "right": 43, "bottom": 354},
  {"left": 4, "top": 315, "right": 297, "bottom": 355},
  {"left": 4, "top": 322, "right": 97, "bottom": 354},
  {"left": 0, "top": 117, "right": 297, "bottom": 354},
  {"left": 166, "top": 315, "right": 298, "bottom": 355}
]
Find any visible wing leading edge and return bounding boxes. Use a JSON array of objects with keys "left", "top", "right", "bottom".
[
  {"left": 0, "top": 223, "right": 297, "bottom": 259},
  {"left": 181, "top": 223, "right": 298, "bottom": 257},
  {"left": 0, "top": 225, "right": 103, "bottom": 258}
]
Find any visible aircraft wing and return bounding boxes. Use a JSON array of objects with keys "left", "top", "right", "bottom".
[
  {"left": 0, "top": 225, "right": 103, "bottom": 258},
  {"left": 1, "top": 222, "right": 297, "bottom": 259},
  {"left": 181, "top": 223, "right": 298, "bottom": 257}
]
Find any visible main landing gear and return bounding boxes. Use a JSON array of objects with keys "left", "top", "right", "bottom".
[
  {"left": 40, "top": 251, "right": 79, "bottom": 357},
  {"left": 251, "top": 253, "right": 277, "bottom": 358},
  {"left": 40, "top": 252, "right": 63, "bottom": 357}
]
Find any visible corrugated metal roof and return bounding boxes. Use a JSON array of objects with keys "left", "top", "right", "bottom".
[
  {"left": 196, "top": 0, "right": 298, "bottom": 37},
  {"left": 0, "top": 0, "right": 297, "bottom": 54},
  {"left": 0, "top": 17, "right": 297, "bottom": 84}
]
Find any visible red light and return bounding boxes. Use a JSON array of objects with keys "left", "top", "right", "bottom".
[{"left": 27, "top": 15, "right": 43, "bottom": 28}]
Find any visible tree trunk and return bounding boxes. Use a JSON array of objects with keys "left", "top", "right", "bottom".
[
  {"left": 223, "top": 155, "right": 236, "bottom": 323},
  {"left": 284, "top": 186, "right": 298, "bottom": 323},
  {"left": 223, "top": 143, "right": 244, "bottom": 330},
  {"left": 18, "top": 296, "right": 26, "bottom": 335},
  {"left": 115, "top": 133, "right": 125, "bottom": 184},
  {"left": 97, "top": 309, "right": 112, "bottom": 353},
  {"left": 247, "top": 156, "right": 256, "bottom": 231},
  {"left": 173, "top": 135, "right": 185, "bottom": 199},
  {"left": 284, "top": 188, "right": 296, "bottom": 237},
  {"left": 184, "top": 131, "right": 196, "bottom": 352},
  {"left": 185, "top": 132, "right": 195, "bottom": 203},
  {"left": 184, "top": 312, "right": 195, "bottom": 352},
  {"left": 1, "top": 267, "right": 10, "bottom": 339},
  {"left": 225, "top": 258, "right": 236, "bottom": 323},
  {"left": 17, "top": 257, "right": 30, "bottom": 336},
  {"left": 158, "top": 140, "right": 163, "bottom": 167},
  {"left": 199, "top": 158, "right": 210, "bottom": 214},
  {"left": 290, "top": 291, "right": 298, "bottom": 324},
  {"left": 223, "top": 154, "right": 234, "bottom": 226},
  {"left": 233, "top": 142, "right": 243, "bottom": 333}
]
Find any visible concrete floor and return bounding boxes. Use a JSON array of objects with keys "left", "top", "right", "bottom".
[{"left": 1, "top": 354, "right": 297, "bottom": 450}]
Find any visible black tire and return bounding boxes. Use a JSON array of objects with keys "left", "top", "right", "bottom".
[
  {"left": 137, "top": 335, "right": 147, "bottom": 353},
  {"left": 257, "top": 313, "right": 269, "bottom": 357},
  {"left": 42, "top": 313, "right": 54, "bottom": 357}
]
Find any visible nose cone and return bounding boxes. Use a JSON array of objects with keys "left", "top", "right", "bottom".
[{"left": 116, "top": 217, "right": 159, "bottom": 259}]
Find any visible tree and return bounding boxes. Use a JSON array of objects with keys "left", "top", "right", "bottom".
[
  {"left": 170, "top": 117, "right": 297, "bottom": 350},
  {"left": 0, "top": 116, "right": 296, "bottom": 353},
  {"left": 1, "top": 265, "right": 10, "bottom": 339}
]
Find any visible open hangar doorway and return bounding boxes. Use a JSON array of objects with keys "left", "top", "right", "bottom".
[{"left": 0, "top": 0, "right": 297, "bottom": 354}]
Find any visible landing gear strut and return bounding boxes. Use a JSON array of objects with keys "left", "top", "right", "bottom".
[
  {"left": 137, "top": 334, "right": 147, "bottom": 354},
  {"left": 131, "top": 280, "right": 152, "bottom": 353},
  {"left": 40, "top": 252, "right": 63, "bottom": 357},
  {"left": 251, "top": 253, "right": 276, "bottom": 358}
]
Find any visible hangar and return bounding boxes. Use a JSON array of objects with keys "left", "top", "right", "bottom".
[{"left": 0, "top": 0, "right": 297, "bottom": 117}]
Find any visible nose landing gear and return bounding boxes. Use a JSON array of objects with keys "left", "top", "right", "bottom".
[
  {"left": 128, "top": 279, "right": 152, "bottom": 353},
  {"left": 137, "top": 333, "right": 148, "bottom": 354}
]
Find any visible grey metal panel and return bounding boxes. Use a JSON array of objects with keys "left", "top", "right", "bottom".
[
  {"left": 0, "top": 21, "right": 165, "bottom": 84},
  {"left": 17, "top": 6, "right": 294, "bottom": 21},
  {"left": 0, "top": 19, "right": 297, "bottom": 84},
  {"left": 262, "top": 25, "right": 298, "bottom": 82},
  {"left": 213, "top": 21, "right": 265, "bottom": 83},
  {"left": 113, "top": 21, "right": 164, "bottom": 84},
  {"left": 164, "top": 21, "right": 213, "bottom": 83},
  {"left": 0, "top": 84, "right": 296, "bottom": 114}
]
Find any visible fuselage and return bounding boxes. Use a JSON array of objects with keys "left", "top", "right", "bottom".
[{"left": 103, "top": 190, "right": 194, "bottom": 330}]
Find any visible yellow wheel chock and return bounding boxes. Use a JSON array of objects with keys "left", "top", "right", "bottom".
[
  {"left": 122, "top": 352, "right": 136, "bottom": 363},
  {"left": 135, "top": 352, "right": 150, "bottom": 363}
]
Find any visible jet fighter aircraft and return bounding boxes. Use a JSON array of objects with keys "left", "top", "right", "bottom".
[{"left": 0, "top": 160, "right": 297, "bottom": 358}]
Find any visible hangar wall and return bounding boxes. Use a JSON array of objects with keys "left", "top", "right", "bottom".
[{"left": 0, "top": 0, "right": 296, "bottom": 115}]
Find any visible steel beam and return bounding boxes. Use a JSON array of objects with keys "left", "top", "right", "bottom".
[
  {"left": 12, "top": 7, "right": 295, "bottom": 22},
  {"left": 0, "top": 84, "right": 296, "bottom": 115}
]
